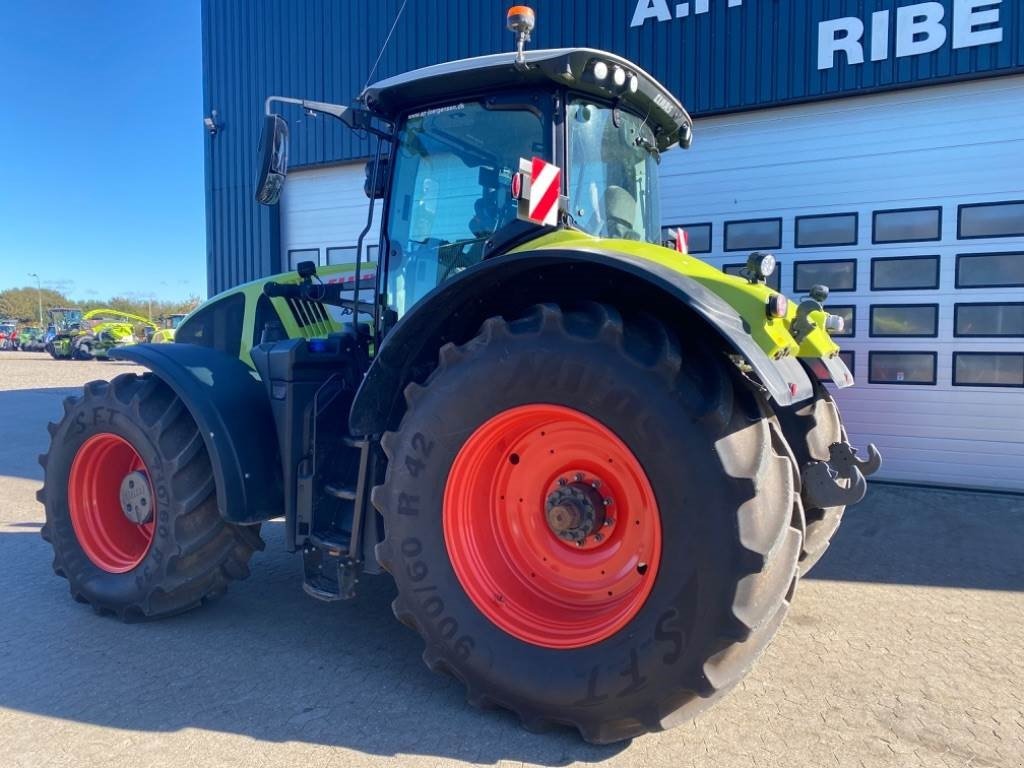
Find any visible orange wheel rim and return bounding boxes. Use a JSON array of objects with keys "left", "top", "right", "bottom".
[
  {"left": 68, "top": 433, "right": 157, "bottom": 573},
  {"left": 443, "top": 404, "right": 661, "bottom": 649}
]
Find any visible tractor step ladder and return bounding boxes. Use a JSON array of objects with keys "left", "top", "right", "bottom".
[{"left": 301, "top": 436, "right": 371, "bottom": 602}]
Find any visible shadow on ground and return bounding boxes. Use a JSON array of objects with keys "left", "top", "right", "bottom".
[
  {"left": 806, "top": 483, "right": 1024, "bottom": 591},
  {"left": 0, "top": 521, "right": 626, "bottom": 764}
]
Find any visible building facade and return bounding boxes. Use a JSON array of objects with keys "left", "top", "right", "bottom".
[{"left": 202, "top": 0, "right": 1024, "bottom": 490}]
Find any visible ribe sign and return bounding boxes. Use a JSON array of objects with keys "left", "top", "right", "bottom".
[
  {"left": 818, "top": 0, "right": 1003, "bottom": 70},
  {"left": 630, "top": 0, "right": 1004, "bottom": 72}
]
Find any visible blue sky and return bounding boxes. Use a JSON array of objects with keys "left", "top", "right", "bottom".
[{"left": 0, "top": 2, "right": 207, "bottom": 301}]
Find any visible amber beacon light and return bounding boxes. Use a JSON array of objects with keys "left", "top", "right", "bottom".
[{"left": 507, "top": 6, "right": 536, "bottom": 67}]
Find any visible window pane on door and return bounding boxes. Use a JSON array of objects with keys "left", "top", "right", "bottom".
[
  {"left": 869, "top": 352, "right": 936, "bottom": 384},
  {"left": 873, "top": 207, "right": 941, "bottom": 243},
  {"left": 954, "top": 303, "right": 1024, "bottom": 337},
  {"left": 725, "top": 218, "right": 781, "bottom": 251},
  {"left": 956, "top": 252, "right": 1024, "bottom": 288},
  {"left": 958, "top": 201, "right": 1024, "bottom": 239},
  {"left": 327, "top": 246, "right": 358, "bottom": 265},
  {"left": 870, "top": 305, "right": 939, "bottom": 337},
  {"left": 953, "top": 353, "right": 1024, "bottom": 387},
  {"left": 871, "top": 256, "right": 939, "bottom": 290},
  {"left": 795, "top": 213, "right": 857, "bottom": 247},
  {"left": 794, "top": 259, "right": 856, "bottom": 292},
  {"left": 662, "top": 223, "right": 711, "bottom": 253}
]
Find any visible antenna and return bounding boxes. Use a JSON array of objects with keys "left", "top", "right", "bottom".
[
  {"left": 363, "top": 0, "right": 409, "bottom": 92},
  {"left": 507, "top": 6, "right": 536, "bottom": 70}
]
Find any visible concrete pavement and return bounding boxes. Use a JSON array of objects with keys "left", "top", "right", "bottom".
[{"left": 1, "top": 351, "right": 1022, "bottom": 768}]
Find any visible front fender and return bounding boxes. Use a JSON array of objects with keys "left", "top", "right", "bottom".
[
  {"left": 110, "top": 343, "right": 283, "bottom": 524},
  {"left": 349, "top": 248, "right": 813, "bottom": 436}
]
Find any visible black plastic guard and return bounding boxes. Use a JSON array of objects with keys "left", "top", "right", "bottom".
[
  {"left": 350, "top": 247, "right": 813, "bottom": 436},
  {"left": 110, "top": 343, "right": 283, "bottom": 524}
]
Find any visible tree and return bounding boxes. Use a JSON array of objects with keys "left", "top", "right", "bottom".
[
  {"left": 0, "top": 286, "right": 201, "bottom": 328},
  {"left": 0, "top": 287, "right": 73, "bottom": 325}
]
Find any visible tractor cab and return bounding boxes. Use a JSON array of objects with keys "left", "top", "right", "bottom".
[
  {"left": 47, "top": 307, "right": 83, "bottom": 334},
  {"left": 257, "top": 17, "right": 692, "bottom": 319}
]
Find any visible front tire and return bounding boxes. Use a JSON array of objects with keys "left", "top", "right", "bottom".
[
  {"left": 373, "top": 303, "right": 801, "bottom": 743},
  {"left": 775, "top": 380, "right": 847, "bottom": 575},
  {"left": 72, "top": 335, "right": 95, "bottom": 360},
  {"left": 38, "top": 373, "right": 264, "bottom": 620}
]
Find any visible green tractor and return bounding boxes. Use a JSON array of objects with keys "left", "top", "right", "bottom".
[
  {"left": 46, "top": 307, "right": 156, "bottom": 360},
  {"left": 15, "top": 326, "right": 46, "bottom": 351},
  {"left": 149, "top": 313, "right": 188, "bottom": 344},
  {"left": 39, "top": 8, "right": 880, "bottom": 744},
  {"left": 43, "top": 307, "right": 84, "bottom": 359}
]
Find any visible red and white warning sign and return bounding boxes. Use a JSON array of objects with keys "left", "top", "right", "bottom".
[{"left": 512, "top": 156, "right": 561, "bottom": 227}]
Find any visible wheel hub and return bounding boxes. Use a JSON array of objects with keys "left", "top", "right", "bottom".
[
  {"left": 119, "top": 470, "right": 154, "bottom": 524},
  {"left": 545, "top": 476, "right": 609, "bottom": 546},
  {"left": 443, "top": 404, "right": 661, "bottom": 649},
  {"left": 68, "top": 432, "right": 157, "bottom": 573}
]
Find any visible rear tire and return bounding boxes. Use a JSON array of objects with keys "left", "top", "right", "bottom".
[
  {"left": 373, "top": 303, "right": 801, "bottom": 743},
  {"left": 774, "top": 379, "right": 846, "bottom": 575},
  {"left": 38, "top": 373, "right": 264, "bottom": 620}
]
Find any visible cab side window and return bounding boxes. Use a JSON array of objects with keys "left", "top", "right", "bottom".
[{"left": 176, "top": 293, "right": 245, "bottom": 358}]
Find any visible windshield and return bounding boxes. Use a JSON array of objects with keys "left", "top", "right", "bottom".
[
  {"left": 386, "top": 99, "right": 549, "bottom": 316},
  {"left": 567, "top": 99, "right": 661, "bottom": 244}
]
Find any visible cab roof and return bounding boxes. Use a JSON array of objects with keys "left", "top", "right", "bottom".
[{"left": 359, "top": 47, "right": 693, "bottom": 151}]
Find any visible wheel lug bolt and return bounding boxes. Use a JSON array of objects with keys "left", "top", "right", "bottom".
[
  {"left": 594, "top": 533, "right": 604, "bottom": 542},
  {"left": 604, "top": 518, "right": 614, "bottom": 526},
  {"left": 591, "top": 480, "right": 600, "bottom": 489},
  {"left": 558, "top": 478, "right": 567, "bottom": 486},
  {"left": 574, "top": 473, "right": 583, "bottom": 482},
  {"left": 603, "top": 498, "right": 612, "bottom": 507}
]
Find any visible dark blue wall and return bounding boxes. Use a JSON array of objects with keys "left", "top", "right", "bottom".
[{"left": 202, "top": 0, "right": 1024, "bottom": 294}]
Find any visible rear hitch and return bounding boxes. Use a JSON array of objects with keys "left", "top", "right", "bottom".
[
  {"left": 828, "top": 441, "right": 882, "bottom": 480},
  {"left": 802, "top": 440, "right": 882, "bottom": 509}
]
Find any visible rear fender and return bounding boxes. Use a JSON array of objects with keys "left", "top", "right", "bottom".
[
  {"left": 110, "top": 343, "right": 283, "bottom": 524},
  {"left": 349, "top": 247, "right": 813, "bottom": 435}
]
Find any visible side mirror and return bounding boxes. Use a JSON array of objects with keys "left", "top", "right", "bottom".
[
  {"left": 255, "top": 114, "right": 289, "bottom": 205},
  {"left": 364, "top": 156, "right": 389, "bottom": 199}
]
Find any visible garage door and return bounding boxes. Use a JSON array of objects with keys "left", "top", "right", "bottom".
[
  {"left": 280, "top": 162, "right": 382, "bottom": 272},
  {"left": 660, "top": 74, "right": 1024, "bottom": 491}
]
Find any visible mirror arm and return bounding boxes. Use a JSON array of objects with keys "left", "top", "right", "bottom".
[
  {"left": 264, "top": 95, "right": 348, "bottom": 120},
  {"left": 264, "top": 96, "right": 395, "bottom": 142}
]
